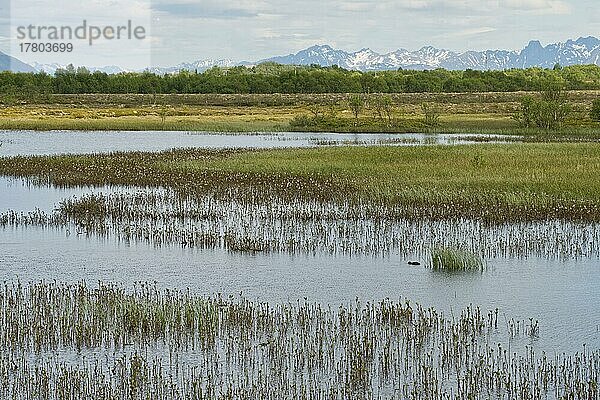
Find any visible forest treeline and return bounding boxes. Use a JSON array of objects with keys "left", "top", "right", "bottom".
[{"left": 2, "top": 63, "right": 600, "bottom": 95}]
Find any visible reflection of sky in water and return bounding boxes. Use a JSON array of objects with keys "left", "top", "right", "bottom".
[
  {"left": 0, "top": 176, "right": 155, "bottom": 213},
  {"left": 0, "top": 130, "right": 517, "bottom": 156},
  {"left": 1, "top": 225, "right": 598, "bottom": 356},
  {"left": 0, "top": 132, "right": 597, "bottom": 359}
]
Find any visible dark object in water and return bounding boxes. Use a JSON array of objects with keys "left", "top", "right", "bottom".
[{"left": 408, "top": 261, "right": 421, "bottom": 266}]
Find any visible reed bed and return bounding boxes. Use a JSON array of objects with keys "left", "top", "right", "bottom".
[
  {"left": 0, "top": 149, "right": 350, "bottom": 205},
  {"left": 0, "top": 281, "right": 597, "bottom": 400},
  {"left": 2, "top": 190, "right": 599, "bottom": 259},
  {"left": 2, "top": 145, "right": 600, "bottom": 223}
]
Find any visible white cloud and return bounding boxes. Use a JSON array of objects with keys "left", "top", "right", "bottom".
[
  {"left": 400, "top": 0, "right": 434, "bottom": 9},
  {"left": 9, "top": 0, "right": 153, "bottom": 69},
  {"left": 337, "top": 2, "right": 375, "bottom": 12},
  {"left": 501, "top": 0, "right": 571, "bottom": 14},
  {"left": 386, "top": 0, "right": 570, "bottom": 14},
  {"left": 1, "top": 0, "right": 590, "bottom": 67},
  {"left": 443, "top": 27, "right": 498, "bottom": 38}
]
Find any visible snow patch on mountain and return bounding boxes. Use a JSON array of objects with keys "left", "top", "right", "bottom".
[
  {"left": 257, "top": 36, "right": 600, "bottom": 71},
  {"left": 5, "top": 36, "right": 600, "bottom": 74}
]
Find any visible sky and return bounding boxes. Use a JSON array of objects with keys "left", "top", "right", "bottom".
[{"left": 0, "top": 0, "right": 599, "bottom": 69}]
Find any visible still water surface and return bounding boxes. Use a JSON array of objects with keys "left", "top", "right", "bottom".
[
  {"left": 0, "top": 131, "right": 597, "bottom": 357},
  {"left": 0, "top": 130, "right": 514, "bottom": 156}
]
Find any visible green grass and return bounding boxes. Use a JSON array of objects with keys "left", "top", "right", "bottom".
[
  {"left": 0, "top": 118, "right": 284, "bottom": 132},
  {"left": 2, "top": 91, "right": 599, "bottom": 135},
  {"left": 2, "top": 143, "right": 600, "bottom": 221},
  {"left": 0, "top": 106, "right": 289, "bottom": 132},
  {"left": 1, "top": 281, "right": 592, "bottom": 399},
  {"left": 190, "top": 143, "right": 600, "bottom": 220},
  {"left": 430, "top": 247, "right": 485, "bottom": 272},
  {"left": 199, "top": 143, "right": 600, "bottom": 200}
]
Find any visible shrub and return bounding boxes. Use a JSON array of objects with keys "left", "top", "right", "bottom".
[
  {"left": 421, "top": 103, "right": 441, "bottom": 126},
  {"left": 517, "top": 88, "right": 571, "bottom": 129},
  {"left": 591, "top": 99, "right": 600, "bottom": 122}
]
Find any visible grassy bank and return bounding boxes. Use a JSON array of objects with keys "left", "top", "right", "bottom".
[
  {"left": 1, "top": 91, "right": 599, "bottom": 135},
  {"left": 2, "top": 143, "right": 600, "bottom": 221},
  {"left": 203, "top": 143, "right": 600, "bottom": 206},
  {"left": 0, "top": 104, "right": 291, "bottom": 132}
]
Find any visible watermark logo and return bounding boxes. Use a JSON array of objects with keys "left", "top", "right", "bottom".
[{"left": 16, "top": 20, "right": 147, "bottom": 46}]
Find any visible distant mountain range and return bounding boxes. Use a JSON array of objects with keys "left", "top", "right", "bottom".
[
  {"left": 144, "top": 59, "right": 237, "bottom": 75},
  {"left": 29, "top": 62, "right": 125, "bottom": 75},
  {"left": 258, "top": 37, "right": 600, "bottom": 71},
  {"left": 0, "top": 52, "right": 36, "bottom": 72},
  {"left": 2, "top": 36, "right": 600, "bottom": 74}
]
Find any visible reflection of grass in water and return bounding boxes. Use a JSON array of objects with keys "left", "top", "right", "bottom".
[
  {"left": 3, "top": 190, "right": 596, "bottom": 259},
  {"left": 2, "top": 143, "right": 600, "bottom": 222},
  {"left": 430, "top": 246, "right": 485, "bottom": 272},
  {"left": 0, "top": 281, "right": 596, "bottom": 399}
]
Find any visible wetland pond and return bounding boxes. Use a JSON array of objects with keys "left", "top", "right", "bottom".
[
  {"left": 0, "top": 131, "right": 597, "bottom": 399},
  {"left": 0, "top": 129, "right": 516, "bottom": 156}
]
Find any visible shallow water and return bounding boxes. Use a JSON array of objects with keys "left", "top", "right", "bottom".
[
  {"left": 5, "top": 181, "right": 598, "bottom": 259},
  {"left": 1, "top": 224, "right": 598, "bottom": 356},
  {"left": 0, "top": 130, "right": 514, "bottom": 156},
  {"left": 0, "top": 134, "right": 598, "bottom": 363},
  {"left": 0, "top": 176, "right": 136, "bottom": 213}
]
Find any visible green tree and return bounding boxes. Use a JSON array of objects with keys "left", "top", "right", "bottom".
[
  {"left": 372, "top": 94, "right": 394, "bottom": 124},
  {"left": 517, "top": 86, "right": 571, "bottom": 129},
  {"left": 421, "top": 103, "right": 441, "bottom": 126},
  {"left": 517, "top": 95, "right": 536, "bottom": 128},
  {"left": 348, "top": 94, "right": 364, "bottom": 125}
]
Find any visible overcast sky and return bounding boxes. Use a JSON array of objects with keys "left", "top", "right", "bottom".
[{"left": 1, "top": 0, "right": 598, "bottom": 68}]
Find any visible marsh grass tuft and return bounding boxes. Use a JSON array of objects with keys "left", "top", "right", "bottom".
[{"left": 430, "top": 246, "right": 485, "bottom": 272}]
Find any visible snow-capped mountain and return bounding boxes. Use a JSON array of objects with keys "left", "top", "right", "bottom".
[
  {"left": 0, "top": 51, "right": 36, "bottom": 72},
  {"left": 258, "top": 36, "right": 600, "bottom": 71},
  {"left": 30, "top": 62, "right": 126, "bottom": 74},
  {"left": 262, "top": 45, "right": 353, "bottom": 68},
  {"left": 146, "top": 59, "right": 237, "bottom": 75},
  {"left": 2, "top": 36, "right": 600, "bottom": 74}
]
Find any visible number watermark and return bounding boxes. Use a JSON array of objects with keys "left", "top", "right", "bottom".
[{"left": 19, "top": 43, "right": 74, "bottom": 53}]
